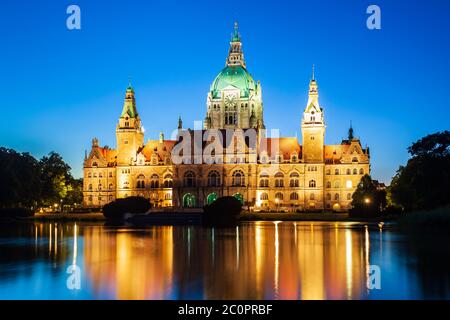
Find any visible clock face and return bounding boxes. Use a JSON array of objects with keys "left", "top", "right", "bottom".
[{"left": 225, "top": 94, "right": 236, "bottom": 108}]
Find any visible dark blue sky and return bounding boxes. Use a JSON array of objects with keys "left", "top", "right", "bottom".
[{"left": 0, "top": 0, "right": 449, "bottom": 182}]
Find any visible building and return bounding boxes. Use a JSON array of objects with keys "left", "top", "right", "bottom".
[{"left": 83, "top": 23, "right": 370, "bottom": 212}]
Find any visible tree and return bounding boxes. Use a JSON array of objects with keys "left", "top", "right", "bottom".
[
  {"left": 39, "top": 152, "right": 73, "bottom": 206},
  {"left": 350, "top": 175, "right": 386, "bottom": 217},
  {"left": 390, "top": 131, "right": 450, "bottom": 211}
]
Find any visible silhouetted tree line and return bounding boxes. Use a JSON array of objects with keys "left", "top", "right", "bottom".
[
  {"left": 388, "top": 131, "right": 450, "bottom": 212},
  {"left": 351, "top": 131, "right": 450, "bottom": 216},
  {"left": 0, "top": 148, "right": 83, "bottom": 210}
]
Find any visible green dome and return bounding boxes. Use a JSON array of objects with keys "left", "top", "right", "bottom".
[{"left": 211, "top": 66, "right": 257, "bottom": 99}]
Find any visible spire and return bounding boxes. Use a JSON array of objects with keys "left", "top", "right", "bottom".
[
  {"left": 307, "top": 66, "right": 319, "bottom": 107},
  {"left": 121, "top": 84, "right": 138, "bottom": 118},
  {"left": 159, "top": 130, "right": 164, "bottom": 143},
  {"left": 232, "top": 21, "right": 240, "bottom": 42},
  {"left": 226, "top": 22, "right": 246, "bottom": 68},
  {"left": 348, "top": 121, "right": 354, "bottom": 141},
  {"left": 178, "top": 116, "right": 183, "bottom": 130},
  {"left": 312, "top": 64, "right": 315, "bottom": 81}
]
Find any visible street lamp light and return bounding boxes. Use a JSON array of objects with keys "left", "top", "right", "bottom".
[{"left": 364, "top": 197, "right": 371, "bottom": 204}]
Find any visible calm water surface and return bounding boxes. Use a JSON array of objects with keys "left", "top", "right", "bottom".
[{"left": 0, "top": 221, "right": 449, "bottom": 300}]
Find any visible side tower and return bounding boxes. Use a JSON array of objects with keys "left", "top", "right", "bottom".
[
  {"left": 301, "top": 68, "right": 325, "bottom": 163},
  {"left": 116, "top": 85, "right": 144, "bottom": 166}
]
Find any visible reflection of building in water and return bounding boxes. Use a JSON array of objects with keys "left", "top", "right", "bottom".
[
  {"left": 83, "top": 227, "right": 174, "bottom": 300},
  {"left": 79, "top": 223, "right": 371, "bottom": 300}
]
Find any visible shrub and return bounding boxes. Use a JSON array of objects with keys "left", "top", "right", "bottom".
[
  {"left": 102, "top": 197, "right": 151, "bottom": 219},
  {"left": 203, "top": 196, "right": 242, "bottom": 226}
]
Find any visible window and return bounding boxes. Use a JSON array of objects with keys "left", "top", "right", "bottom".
[
  {"left": 334, "top": 181, "right": 340, "bottom": 188},
  {"left": 289, "top": 172, "right": 299, "bottom": 187},
  {"left": 88, "top": 184, "right": 92, "bottom": 191},
  {"left": 109, "top": 172, "right": 113, "bottom": 178},
  {"left": 310, "top": 193, "right": 315, "bottom": 200},
  {"left": 98, "top": 183, "right": 102, "bottom": 191},
  {"left": 260, "top": 193, "right": 269, "bottom": 201},
  {"left": 163, "top": 174, "right": 173, "bottom": 188},
  {"left": 346, "top": 169, "right": 351, "bottom": 175},
  {"left": 326, "top": 181, "right": 331, "bottom": 188},
  {"left": 327, "top": 193, "right": 331, "bottom": 200},
  {"left": 335, "top": 194, "right": 340, "bottom": 201},
  {"left": 335, "top": 169, "right": 339, "bottom": 175},
  {"left": 207, "top": 170, "right": 221, "bottom": 187},
  {"left": 99, "top": 173, "right": 103, "bottom": 178},
  {"left": 109, "top": 195, "right": 113, "bottom": 201},
  {"left": 88, "top": 196, "right": 92, "bottom": 202},
  {"left": 309, "top": 180, "right": 316, "bottom": 188},
  {"left": 347, "top": 193, "right": 352, "bottom": 200},
  {"left": 92, "top": 162, "right": 98, "bottom": 167},
  {"left": 88, "top": 172, "right": 92, "bottom": 178},
  {"left": 353, "top": 168, "right": 358, "bottom": 175},
  {"left": 275, "top": 192, "right": 284, "bottom": 201},
  {"left": 137, "top": 174, "right": 145, "bottom": 189},
  {"left": 109, "top": 183, "right": 113, "bottom": 190},
  {"left": 184, "top": 171, "right": 196, "bottom": 187},
  {"left": 346, "top": 180, "right": 353, "bottom": 189},
  {"left": 275, "top": 172, "right": 284, "bottom": 188},
  {"left": 291, "top": 155, "right": 298, "bottom": 163},
  {"left": 150, "top": 174, "right": 159, "bottom": 188},
  {"left": 352, "top": 157, "right": 358, "bottom": 162},
  {"left": 326, "top": 169, "right": 331, "bottom": 175},
  {"left": 290, "top": 192, "right": 299, "bottom": 200},
  {"left": 359, "top": 168, "right": 364, "bottom": 175},
  {"left": 164, "top": 193, "right": 172, "bottom": 200},
  {"left": 259, "top": 173, "right": 269, "bottom": 187},
  {"left": 232, "top": 170, "right": 245, "bottom": 187}
]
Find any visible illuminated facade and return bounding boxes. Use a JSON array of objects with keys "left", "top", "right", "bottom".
[{"left": 83, "top": 23, "right": 370, "bottom": 212}]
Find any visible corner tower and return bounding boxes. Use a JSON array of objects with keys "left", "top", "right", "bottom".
[
  {"left": 116, "top": 85, "right": 144, "bottom": 165},
  {"left": 301, "top": 66, "right": 326, "bottom": 163},
  {"left": 205, "top": 22, "right": 264, "bottom": 130}
]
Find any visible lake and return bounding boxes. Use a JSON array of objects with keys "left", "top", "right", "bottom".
[{"left": 0, "top": 221, "right": 449, "bottom": 300}]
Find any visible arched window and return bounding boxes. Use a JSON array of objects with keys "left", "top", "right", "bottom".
[
  {"left": 347, "top": 193, "right": 352, "bottom": 200},
  {"left": 99, "top": 173, "right": 103, "bottom": 178},
  {"left": 184, "top": 171, "right": 196, "bottom": 187},
  {"left": 137, "top": 174, "right": 145, "bottom": 189},
  {"left": 275, "top": 172, "right": 284, "bottom": 188},
  {"left": 98, "top": 183, "right": 102, "bottom": 191},
  {"left": 275, "top": 192, "right": 284, "bottom": 201},
  {"left": 334, "top": 181, "right": 340, "bottom": 188},
  {"left": 183, "top": 193, "right": 196, "bottom": 208},
  {"left": 88, "top": 172, "right": 92, "bottom": 178},
  {"left": 163, "top": 174, "right": 173, "bottom": 188},
  {"left": 289, "top": 172, "right": 299, "bottom": 187},
  {"left": 207, "top": 171, "right": 221, "bottom": 187},
  {"left": 88, "top": 184, "right": 92, "bottom": 191},
  {"left": 352, "top": 157, "right": 358, "bottom": 162},
  {"left": 326, "top": 169, "right": 331, "bottom": 175},
  {"left": 290, "top": 192, "right": 299, "bottom": 200},
  {"left": 206, "top": 192, "right": 218, "bottom": 205},
  {"left": 259, "top": 173, "right": 269, "bottom": 188},
  {"left": 92, "top": 162, "right": 98, "bottom": 167},
  {"left": 310, "top": 193, "right": 315, "bottom": 200},
  {"left": 109, "top": 183, "right": 113, "bottom": 190},
  {"left": 353, "top": 168, "right": 358, "bottom": 175},
  {"left": 232, "top": 170, "right": 245, "bottom": 187},
  {"left": 327, "top": 193, "right": 331, "bottom": 200},
  {"left": 359, "top": 168, "right": 364, "bottom": 175},
  {"left": 309, "top": 180, "right": 316, "bottom": 188},
  {"left": 150, "top": 174, "right": 159, "bottom": 188},
  {"left": 335, "top": 169, "right": 340, "bottom": 175},
  {"left": 346, "top": 168, "right": 351, "bottom": 175},
  {"left": 335, "top": 194, "right": 340, "bottom": 201},
  {"left": 326, "top": 181, "right": 331, "bottom": 188},
  {"left": 260, "top": 193, "right": 269, "bottom": 200},
  {"left": 291, "top": 154, "right": 298, "bottom": 163}
]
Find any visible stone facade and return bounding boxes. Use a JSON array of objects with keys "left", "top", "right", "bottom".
[{"left": 83, "top": 24, "right": 370, "bottom": 212}]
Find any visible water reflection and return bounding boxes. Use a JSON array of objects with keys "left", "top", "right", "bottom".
[{"left": 0, "top": 222, "right": 449, "bottom": 299}]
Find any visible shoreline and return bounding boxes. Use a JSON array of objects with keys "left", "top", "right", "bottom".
[{"left": 6, "top": 211, "right": 397, "bottom": 224}]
